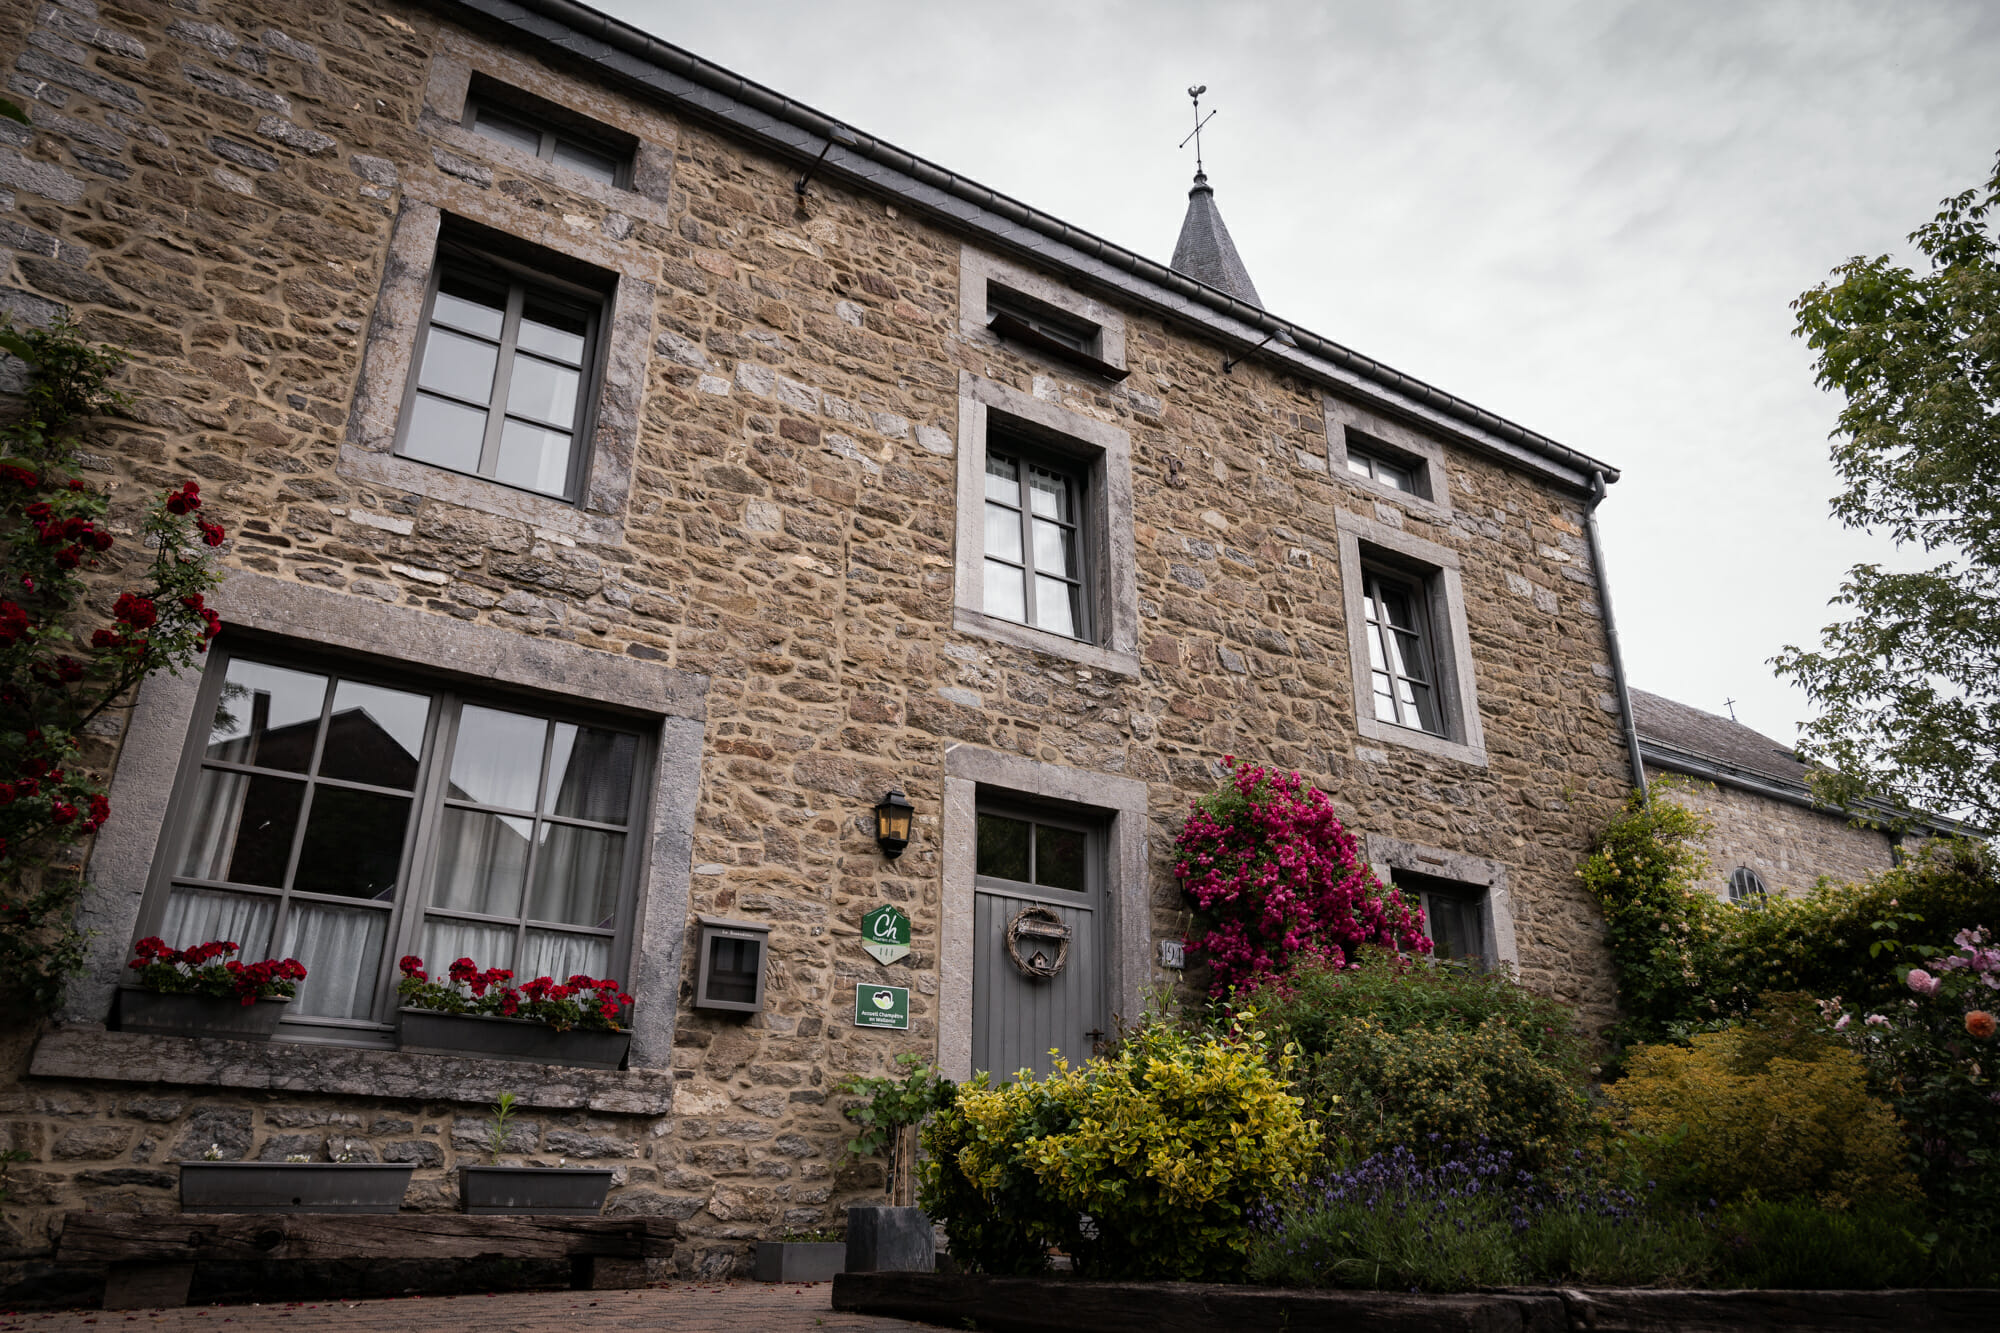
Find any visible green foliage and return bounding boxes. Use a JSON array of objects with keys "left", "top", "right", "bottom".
[
  {"left": 1576, "top": 784, "right": 1731, "bottom": 1047},
  {"left": 920, "top": 1009, "right": 1319, "bottom": 1281},
  {"left": 1711, "top": 1198, "right": 1933, "bottom": 1289},
  {"left": 837, "top": 1053, "right": 952, "bottom": 1159},
  {"left": 1247, "top": 1149, "right": 1716, "bottom": 1291},
  {"left": 1584, "top": 807, "right": 2000, "bottom": 1043},
  {"left": 1, "top": 318, "right": 226, "bottom": 1016},
  {"left": 1608, "top": 997, "right": 1919, "bottom": 1210},
  {"left": 1723, "top": 839, "right": 2000, "bottom": 1013},
  {"left": 1772, "top": 149, "right": 2000, "bottom": 826},
  {"left": 1254, "top": 949, "right": 1594, "bottom": 1169},
  {"left": 485, "top": 1091, "right": 518, "bottom": 1164}
]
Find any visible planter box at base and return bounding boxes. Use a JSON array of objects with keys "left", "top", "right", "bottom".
[
  {"left": 458, "top": 1165, "right": 613, "bottom": 1215},
  {"left": 845, "top": 1205, "right": 933, "bottom": 1273},
  {"left": 755, "top": 1241, "right": 847, "bottom": 1283},
  {"left": 179, "top": 1162, "right": 414, "bottom": 1213},
  {"left": 113, "top": 988, "right": 288, "bottom": 1040},
  {"left": 396, "top": 1008, "right": 630, "bottom": 1069}
]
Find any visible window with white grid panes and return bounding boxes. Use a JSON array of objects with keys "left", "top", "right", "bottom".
[
  {"left": 1362, "top": 568, "right": 1443, "bottom": 735},
  {"left": 142, "top": 649, "right": 647, "bottom": 1037},
  {"left": 397, "top": 244, "right": 603, "bottom": 502},
  {"left": 1346, "top": 445, "right": 1420, "bottom": 495},
  {"left": 464, "top": 96, "right": 626, "bottom": 187},
  {"left": 983, "top": 443, "right": 1088, "bottom": 641}
]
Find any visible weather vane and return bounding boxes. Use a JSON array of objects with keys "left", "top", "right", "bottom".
[{"left": 1180, "top": 84, "right": 1216, "bottom": 180}]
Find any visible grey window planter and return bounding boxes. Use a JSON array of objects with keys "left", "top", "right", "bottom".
[
  {"left": 458, "top": 1164, "right": 613, "bottom": 1215},
  {"left": 395, "top": 1008, "right": 631, "bottom": 1069},
  {"left": 179, "top": 1162, "right": 415, "bottom": 1213},
  {"left": 846, "top": 1205, "right": 935, "bottom": 1273},
  {"left": 754, "top": 1240, "right": 847, "bottom": 1283},
  {"left": 113, "top": 987, "right": 288, "bottom": 1040}
]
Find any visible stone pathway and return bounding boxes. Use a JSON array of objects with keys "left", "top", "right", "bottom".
[{"left": 0, "top": 1283, "right": 930, "bottom": 1333}]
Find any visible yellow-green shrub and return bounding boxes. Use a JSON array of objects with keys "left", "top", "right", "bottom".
[
  {"left": 920, "top": 1011, "right": 1320, "bottom": 1280},
  {"left": 1609, "top": 1013, "right": 1918, "bottom": 1209}
]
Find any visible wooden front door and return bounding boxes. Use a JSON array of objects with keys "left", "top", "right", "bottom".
[{"left": 970, "top": 804, "right": 1105, "bottom": 1081}]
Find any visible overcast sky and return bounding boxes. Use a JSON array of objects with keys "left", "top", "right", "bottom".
[{"left": 597, "top": 0, "right": 2000, "bottom": 748}]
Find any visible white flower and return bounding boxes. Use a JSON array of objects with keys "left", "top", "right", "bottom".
[
  {"left": 1834, "top": 1015, "right": 1851, "bottom": 1031},
  {"left": 284, "top": 1154, "right": 310, "bottom": 1163},
  {"left": 202, "top": 1143, "right": 223, "bottom": 1161}
]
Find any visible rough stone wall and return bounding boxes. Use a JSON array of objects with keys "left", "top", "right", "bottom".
[
  {"left": 0, "top": 0, "right": 1633, "bottom": 1280},
  {"left": 1646, "top": 768, "right": 1897, "bottom": 900}
]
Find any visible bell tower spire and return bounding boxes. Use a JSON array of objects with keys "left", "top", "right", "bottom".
[{"left": 1169, "top": 85, "right": 1264, "bottom": 308}]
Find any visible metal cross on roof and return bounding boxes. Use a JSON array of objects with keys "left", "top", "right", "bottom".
[{"left": 1180, "top": 84, "right": 1217, "bottom": 181}]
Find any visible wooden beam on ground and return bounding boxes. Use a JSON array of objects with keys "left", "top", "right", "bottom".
[{"left": 59, "top": 1212, "right": 680, "bottom": 1264}]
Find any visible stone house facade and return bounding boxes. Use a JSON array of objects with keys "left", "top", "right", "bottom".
[
  {"left": 1, "top": 0, "right": 1638, "bottom": 1283},
  {"left": 1632, "top": 688, "right": 1923, "bottom": 903}
]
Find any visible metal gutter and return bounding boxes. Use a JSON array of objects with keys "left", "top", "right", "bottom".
[
  {"left": 1585, "top": 471, "right": 1647, "bottom": 801},
  {"left": 448, "top": 0, "right": 1621, "bottom": 494},
  {"left": 1638, "top": 738, "right": 1978, "bottom": 839}
]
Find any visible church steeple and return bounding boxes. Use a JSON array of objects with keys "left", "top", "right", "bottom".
[
  {"left": 1169, "top": 85, "right": 1263, "bottom": 308},
  {"left": 1171, "top": 170, "right": 1264, "bottom": 308}
]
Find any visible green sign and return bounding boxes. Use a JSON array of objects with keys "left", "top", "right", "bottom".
[
  {"left": 861, "top": 903, "right": 912, "bottom": 965},
  {"left": 854, "top": 983, "right": 909, "bottom": 1030}
]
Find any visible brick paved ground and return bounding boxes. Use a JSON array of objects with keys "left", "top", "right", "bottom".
[{"left": 0, "top": 1283, "right": 931, "bottom": 1333}]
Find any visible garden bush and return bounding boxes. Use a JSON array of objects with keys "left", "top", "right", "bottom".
[
  {"left": 1254, "top": 948, "right": 1594, "bottom": 1168},
  {"left": 1245, "top": 1140, "right": 1937, "bottom": 1290},
  {"left": 919, "top": 1009, "right": 1319, "bottom": 1280},
  {"left": 1607, "top": 997, "right": 1918, "bottom": 1209},
  {"left": 1174, "top": 757, "right": 1427, "bottom": 996}
]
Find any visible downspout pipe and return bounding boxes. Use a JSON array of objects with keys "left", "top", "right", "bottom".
[{"left": 1586, "top": 470, "right": 1648, "bottom": 803}]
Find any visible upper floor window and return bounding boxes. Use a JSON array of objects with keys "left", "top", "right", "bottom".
[
  {"left": 983, "top": 440, "right": 1089, "bottom": 641},
  {"left": 1728, "top": 865, "right": 1768, "bottom": 907},
  {"left": 398, "top": 236, "right": 606, "bottom": 502},
  {"left": 1345, "top": 430, "right": 1429, "bottom": 499},
  {"left": 1362, "top": 568, "right": 1441, "bottom": 735},
  {"left": 985, "top": 283, "right": 1127, "bottom": 381},
  {"left": 140, "top": 649, "right": 649, "bottom": 1037},
  {"left": 464, "top": 90, "right": 629, "bottom": 187}
]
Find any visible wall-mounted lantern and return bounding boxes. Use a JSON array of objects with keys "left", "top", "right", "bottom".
[
  {"left": 874, "top": 788, "right": 915, "bottom": 859},
  {"left": 693, "top": 915, "right": 771, "bottom": 1014}
]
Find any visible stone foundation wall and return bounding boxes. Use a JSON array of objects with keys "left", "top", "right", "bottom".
[
  {"left": 1647, "top": 769, "right": 1897, "bottom": 899},
  {"left": 1, "top": 0, "right": 1634, "bottom": 1280}
]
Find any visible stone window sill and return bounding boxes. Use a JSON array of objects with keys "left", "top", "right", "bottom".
[
  {"left": 1356, "top": 713, "right": 1489, "bottom": 769},
  {"left": 29, "top": 1027, "right": 676, "bottom": 1116},
  {"left": 953, "top": 607, "right": 1141, "bottom": 678}
]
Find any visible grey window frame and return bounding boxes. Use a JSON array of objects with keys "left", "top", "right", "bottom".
[
  {"left": 461, "top": 92, "right": 631, "bottom": 189},
  {"left": 1728, "top": 865, "right": 1769, "bottom": 907},
  {"left": 131, "top": 641, "right": 653, "bottom": 1045},
  {"left": 1345, "top": 434, "right": 1426, "bottom": 498},
  {"left": 394, "top": 235, "right": 608, "bottom": 505},
  {"left": 971, "top": 799, "right": 1105, "bottom": 907},
  {"left": 1394, "top": 871, "right": 1490, "bottom": 968},
  {"left": 1335, "top": 508, "right": 1487, "bottom": 767},
  {"left": 981, "top": 433, "right": 1096, "bottom": 645},
  {"left": 1361, "top": 565, "right": 1444, "bottom": 736}
]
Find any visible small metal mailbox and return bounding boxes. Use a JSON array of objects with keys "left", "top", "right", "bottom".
[{"left": 694, "top": 915, "right": 771, "bottom": 1013}]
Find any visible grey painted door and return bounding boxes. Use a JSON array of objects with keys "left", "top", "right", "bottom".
[{"left": 970, "top": 807, "right": 1105, "bottom": 1081}]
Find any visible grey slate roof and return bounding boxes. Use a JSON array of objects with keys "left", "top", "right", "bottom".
[
  {"left": 1170, "top": 173, "right": 1263, "bottom": 308},
  {"left": 1630, "top": 688, "right": 1809, "bottom": 789}
]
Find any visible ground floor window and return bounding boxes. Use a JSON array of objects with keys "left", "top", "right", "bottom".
[
  {"left": 140, "top": 648, "right": 649, "bottom": 1036},
  {"left": 1392, "top": 870, "right": 1489, "bottom": 967}
]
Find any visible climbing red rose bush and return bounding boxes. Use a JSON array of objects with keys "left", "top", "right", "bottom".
[
  {"left": 1174, "top": 756, "right": 1429, "bottom": 996},
  {"left": 0, "top": 319, "right": 227, "bottom": 1014}
]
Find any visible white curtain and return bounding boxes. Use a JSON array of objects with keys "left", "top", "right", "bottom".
[
  {"left": 175, "top": 769, "right": 250, "bottom": 882},
  {"left": 429, "top": 809, "right": 530, "bottom": 916},
  {"left": 527, "top": 826, "right": 623, "bottom": 927},
  {"left": 161, "top": 888, "right": 276, "bottom": 957},
  {"left": 520, "top": 929, "right": 611, "bottom": 984},
  {"left": 280, "top": 903, "right": 388, "bottom": 1019},
  {"left": 421, "top": 918, "right": 516, "bottom": 976}
]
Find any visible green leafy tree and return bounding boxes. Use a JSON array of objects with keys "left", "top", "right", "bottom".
[{"left": 1774, "top": 151, "right": 2000, "bottom": 825}]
